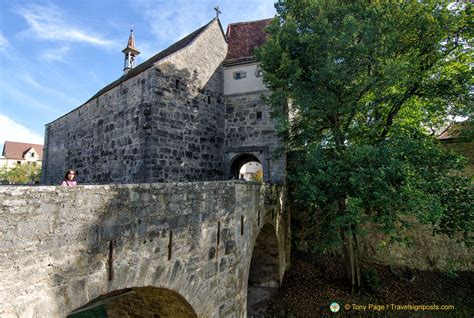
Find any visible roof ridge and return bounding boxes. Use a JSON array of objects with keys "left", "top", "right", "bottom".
[
  {"left": 86, "top": 18, "right": 215, "bottom": 103},
  {"left": 227, "top": 17, "right": 273, "bottom": 26},
  {"left": 4, "top": 140, "right": 43, "bottom": 146},
  {"left": 86, "top": 18, "right": 215, "bottom": 102},
  {"left": 2, "top": 141, "right": 44, "bottom": 160}
]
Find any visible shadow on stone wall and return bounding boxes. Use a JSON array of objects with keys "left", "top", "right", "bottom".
[
  {"left": 248, "top": 223, "right": 280, "bottom": 288},
  {"left": 49, "top": 185, "right": 200, "bottom": 317},
  {"left": 141, "top": 62, "right": 226, "bottom": 183}
]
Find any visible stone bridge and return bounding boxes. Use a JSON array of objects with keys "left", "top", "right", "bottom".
[{"left": 0, "top": 181, "right": 290, "bottom": 317}]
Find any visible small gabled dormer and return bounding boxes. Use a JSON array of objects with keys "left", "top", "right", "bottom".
[{"left": 23, "top": 147, "right": 39, "bottom": 161}]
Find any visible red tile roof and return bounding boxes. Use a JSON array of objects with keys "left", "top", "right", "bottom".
[
  {"left": 2, "top": 141, "right": 44, "bottom": 160},
  {"left": 225, "top": 18, "right": 272, "bottom": 65},
  {"left": 438, "top": 123, "right": 473, "bottom": 141}
]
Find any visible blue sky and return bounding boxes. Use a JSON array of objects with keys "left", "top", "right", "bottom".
[{"left": 0, "top": 0, "right": 276, "bottom": 151}]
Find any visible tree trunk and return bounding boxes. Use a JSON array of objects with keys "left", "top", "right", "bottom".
[
  {"left": 339, "top": 199, "right": 362, "bottom": 294},
  {"left": 352, "top": 224, "right": 362, "bottom": 291},
  {"left": 334, "top": 131, "right": 362, "bottom": 294}
]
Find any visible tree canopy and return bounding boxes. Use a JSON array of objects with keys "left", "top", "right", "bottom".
[
  {"left": 0, "top": 163, "right": 42, "bottom": 184},
  {"left": 257, "top": 0, "right": 473, "bottom": 293}
]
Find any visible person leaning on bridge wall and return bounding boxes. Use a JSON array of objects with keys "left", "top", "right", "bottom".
[{"left": 61, "top": 170, "right": 77, "bottom": 187}]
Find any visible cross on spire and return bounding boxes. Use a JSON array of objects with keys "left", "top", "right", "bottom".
[{"left": 214, "top": 6, "right": 221, "bottom": 19}]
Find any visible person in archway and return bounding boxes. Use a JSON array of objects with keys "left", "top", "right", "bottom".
[{"left": 61, "top": 170, "right": 77, "bottom": 186}]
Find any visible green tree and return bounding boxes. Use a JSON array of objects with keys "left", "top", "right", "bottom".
[
  {"left": 257, "top": 0, "right": 473, "bottom": 293},
  {"left": 0, "top": 163, "right": 42, "bottom": 184},
  {"left": 250, "top": 170, "right": 264, "bottom": 183}
]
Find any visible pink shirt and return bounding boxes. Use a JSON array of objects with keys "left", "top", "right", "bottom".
[{"left": 61, "top": 180, "right": 77, "bottom": 186}]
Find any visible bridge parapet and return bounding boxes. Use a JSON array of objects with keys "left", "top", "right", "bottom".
[{"left": 0, "top": 181, "right": 289, "bottom": 317}]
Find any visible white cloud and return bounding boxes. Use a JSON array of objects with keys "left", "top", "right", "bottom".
[
  {"left": 0, "top": 32, "right": 9, "bottom": 47},
  {"left": 0, "top": 31, "right": 12, "bottom": 55},
  {"left": 14, "top": 3, "right": 117, "bottom": 48},
  {"left": 132, "top": 0, "right": 210, "bottom": 44},
  {"left": 254, "top": 1, "right": 276, "bottom": 20},
  {"left": 131, "top": 0, "right": 276, "bottom": 53},
  {"left": 15, "top": 72, "right": 80, "bottom": 108},
  {"left": 222, "top": 1, "right": 275, "bottom": 25},
  {"left": 40, "top": 45, "right": 70, "bottom": 62},
  {"left": 0, "top": 46, "right": 81, "bottom": 113},
  {"left": 0, "top": 114, "right": 44, "bottom": 145},
  {"left": 0, "top": 80, "right": 56, "bottom": 112},
  {"left": 136, "top": 41, "right": 159, "bottom": 61}
]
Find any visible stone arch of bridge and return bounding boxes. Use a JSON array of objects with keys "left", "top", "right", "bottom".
[
  {"left": 68, "top": 286, "right": 197, "bottom": 318},
  {"left": 248, "top": 223, "right": 280, "bottom": 287},
  {"left": 246, "top": 222, "right": 281, "bottom": 314},
  {"left": 229, "top": 153, "right": 264, "bottom": 181}
]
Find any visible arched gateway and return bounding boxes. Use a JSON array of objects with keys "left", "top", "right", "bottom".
[{"left": 230, "top": 153, "right": 263, "bottom": 181}]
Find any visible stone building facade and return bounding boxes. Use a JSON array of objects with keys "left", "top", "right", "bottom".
[{"left": 41, "top": 18, "right": 285, "bottom": 185}]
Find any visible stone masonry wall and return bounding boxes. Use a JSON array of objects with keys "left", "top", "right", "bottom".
[
  {"left": 42, "top": 68, "right": 157, "bottom": 185},
  {"left": 148, "top": 19, "right": 228, "bottom": 183},
  {"left": 139, "top": 65, "right": 225, "bottom": 183},
  {"left": 224, "top": 92, "right": 286, "bottom": 183},
  {"left": 42, "top": 20, "right": 228, "bottom": 185},
  {"left": 160, "top": 20, "right": 227, "bottom": 91},
  {"left": 0, "top": 181, "right": 290, "bottom": 317},
  {"left": 292, "top": 209, "right": 473, "bottom": 271},
  {"left": 359, "top": 220, "right": 474, "bottom": 271},
  {"left": 41, "top": 67, "right": 224, "bottom": 185}
]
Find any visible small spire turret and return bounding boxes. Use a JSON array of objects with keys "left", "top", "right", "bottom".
[{"left": 122, "top": 29, "right": 140, "bottom": 74}]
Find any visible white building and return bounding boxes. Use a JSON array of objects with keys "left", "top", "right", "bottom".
[
  {"left": 0, "top": 141, "right": 43, "bottom": 170},
  {"left": 239, "top": 161, "right": 263, "bottom": 181}
]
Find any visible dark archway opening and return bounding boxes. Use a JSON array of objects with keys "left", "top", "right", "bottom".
[
  {"left": 230, "top": 154, "right": 263, "bottom": 182},
  {"left": 68, "top": 287, "right": 197, "bottom": 318},
  {"left": 247, "top": 223, "right": 280, "bottom": 316}
]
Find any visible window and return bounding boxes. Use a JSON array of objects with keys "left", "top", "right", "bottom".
[
  {"left": 208, "top": 96, "right": 211, "bottom": 104},
  {"left": 233, "top": 71, "right": 247, "bottom": 80},
  {"left": 17, "top": 161, "right": 21, "bottom": 165},
  {"left": 31, "top": 153, "right": 35, "bottom": 158},
  {"left": 175, "top": 79, "right": 180, "bottom": 89},
  {"left": 256, "top": 111, "right": 262, "bottom": 120}
]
